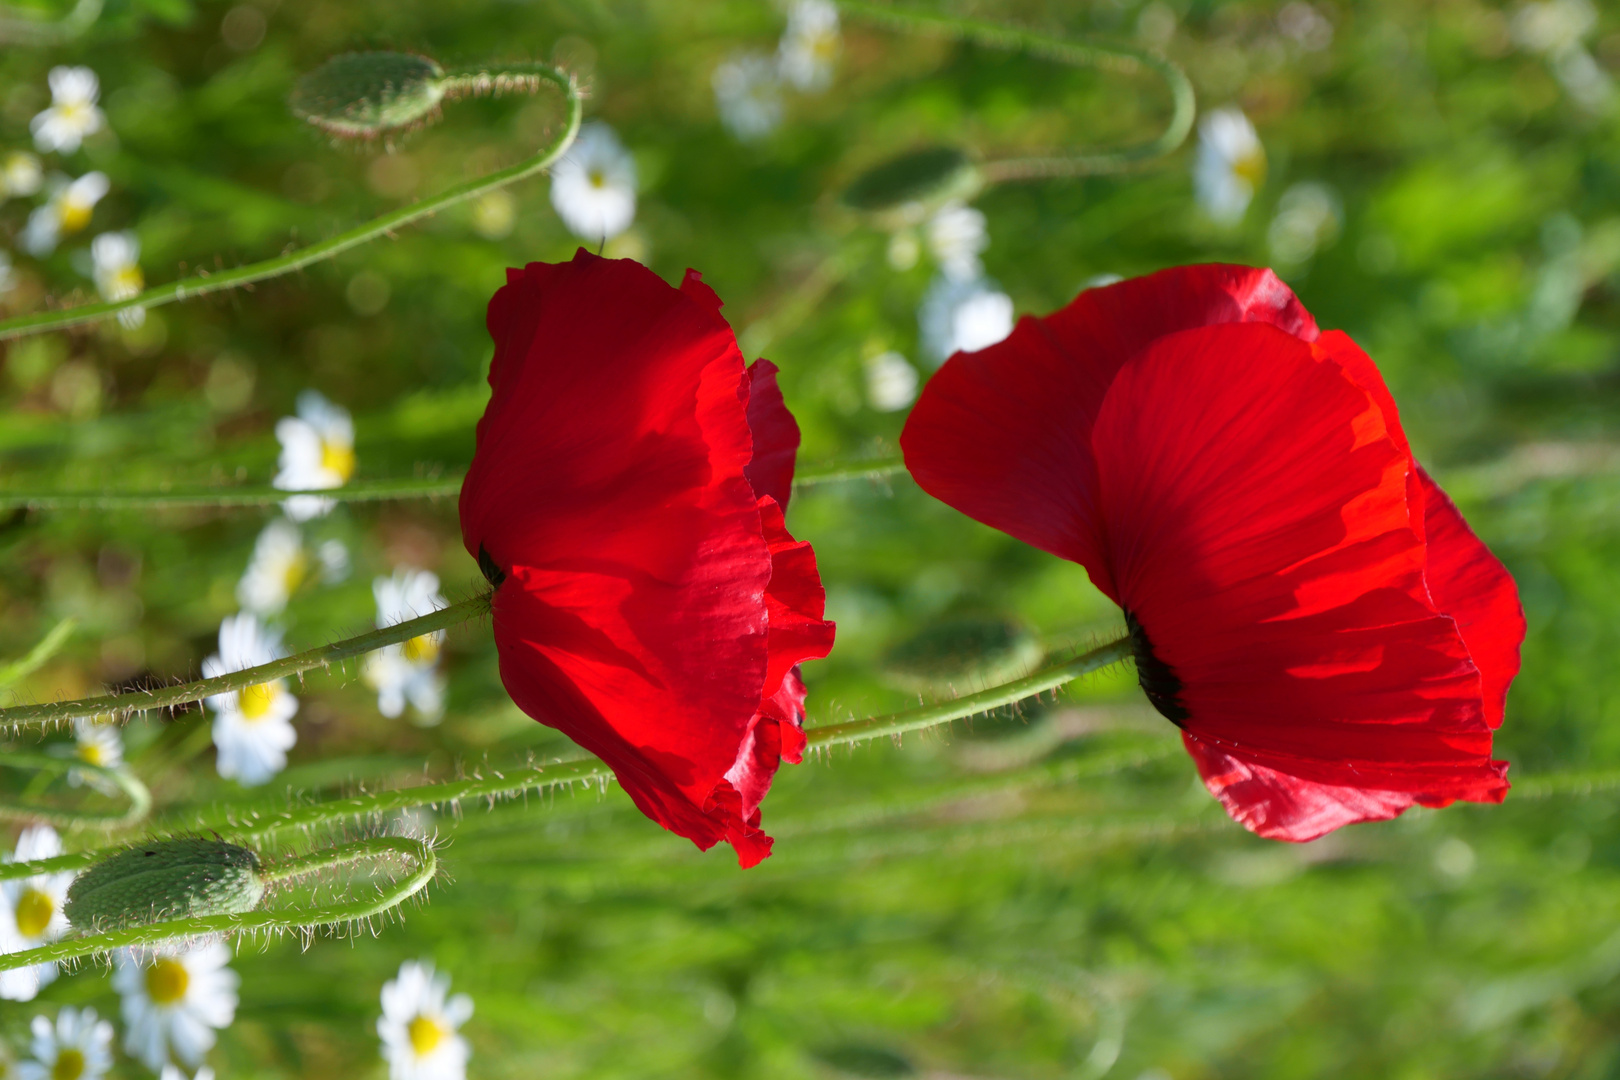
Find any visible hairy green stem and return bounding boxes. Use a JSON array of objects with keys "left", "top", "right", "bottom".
[
  {"left": 793, "top": 455, "right": 907, "bottom": 487},
  {"left": 0, "top": 477, "right": 463, "bottom": 512},
  {"left": 0, "top": 594, "right": 491, "bottom": 730},
  {"left": 189, "top": 637, "right": 1135, "bottom": 838},
  {"left": 836, "top": 0, "right": 1195, "bottom": 180},
  {"left": 0, "top": 752, "right": 151, "bottom": 829},
  {"left": 810, "top": 637, "right": 1135, "bottom": 748},
  {"left": 0, "top": 836, "right": 434, "bottom": 972},
  {"left": 0, "top": 455, "right": 909, "bottom": 512},
  {"left": 0, "top": 64, "right": 582, "bottom": 341}
]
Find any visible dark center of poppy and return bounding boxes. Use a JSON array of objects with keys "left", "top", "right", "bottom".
[
  {"left": 477, "top": 543, "right": 506, "bottom": 588},
  {"left": 1124, "top": 609, "right": 1189, "bottom": 725}
]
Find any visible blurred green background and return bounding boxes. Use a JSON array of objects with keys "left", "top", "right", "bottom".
[{"left": 3, "top": 0, "right": 1620, "bottom": 1076}]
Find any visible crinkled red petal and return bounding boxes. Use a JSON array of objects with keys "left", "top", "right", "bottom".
[
  {"left": 1093, "top": 323, "right": 1506, "bottom": 820},
  {"left": 462, "top": 250, "right": 804, "bottom": 864},
  {"left": 1416, "top": 467, "right": 1524, "bottom": 730},
  {"left": 744, "top": 359, "right": 800, "bottom": 511}
]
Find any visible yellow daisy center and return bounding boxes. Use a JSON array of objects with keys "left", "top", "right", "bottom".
[
  {"left": 1232, "top": 147, "right": 1267, "bottom": 188},
  {"left": 145, "top": 956, "right": 190, "bottom": 1005},
  {"left": 76, "top": 739, "right": 107, "bottom": 767},
  {"left": 59, "top": 198, "right": 93, "bottom": 233},
  {"left": 282, "top": 549, "right": 310, "bottom": 597},
  {"left": 239, "top": 682, "right": 282, "bottom": 721},
  {"left": 812, "top": 33, "right": 837, "bottom": 60},
  {"left": 14, "top": 887, "right": 54, "bottom": 938},
  {"left": 110, "top": 265, "right": 143, "bottom": 297},
  {"left": 402, "top": 634, "right": 440, "bottom": 666},
  {"left": 587, "top": 169, "right": 607, "bottom": 189},
  {"left": 320, "top": 439, "right": 356, "bottom": 481},
  {"left": 51, "top": 1048, "right": 85, "bottom": 1080},
  {"left": 408, "top": 1014, "right": 447, "bottom": 1057}
]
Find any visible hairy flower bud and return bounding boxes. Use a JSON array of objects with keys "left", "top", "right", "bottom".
[
  {"left": 290, "top": 52, "right": 448, "bottom": 139},
  {"left": 65, "top": 837, "right": 266, "bottom": 932}
]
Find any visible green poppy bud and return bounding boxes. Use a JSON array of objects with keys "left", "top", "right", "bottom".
[
  {"left": 65, "top": 837, "right": 267, "bottom": 932},
  {"left": 290, "top": 52, "right": 448, "bottom": 139}
]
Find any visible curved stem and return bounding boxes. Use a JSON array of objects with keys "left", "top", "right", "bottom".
[
  {"left": 0, "top": 65, "right": 583, "bottom": 342},
  {"left": 186, "top": 637, "right": 1135, "bottom": 838},
  {"left": 835, "top": 0, "right": 1195, "bottom": 180},
  {"left": 0, "top": 593, "right": 491, "bottom": 731},
  {"left": 0, "top": 836, "right": 434, "bottom": 972},
  {"left": 0, "top": 752, "right": 151, "bottom": 829}
]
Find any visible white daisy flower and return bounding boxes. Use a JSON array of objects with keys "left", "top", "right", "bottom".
[
  {"left": 90, "top": 231, "right": 146, "bottom": 328},
  {"left": 203, "top": 613, "right": 297, "bottom": 787},
  {"left": 1267, "top": 181, "right": 1343, "bottom": 266},
  {"left": 272, "top": 389, "right": 355, "bottom": 522},
  {"left": 864, "top": 351, "right": 918, "bottom": 412},
  {"left": 778, "top": 0, "right": 841, "bottom": 92},
  {"left": 713, "top": 51, "right": 784, "bottom": 141},
  {"left": 236, "top": 518, "right": 310, "bottom": 615},
  {"left": 1193, "top": 106, "right": 1265, "bottom": 225},
  {"left": 68, "top": 717, "right": 124, "bottom": 793},
  {"left": 925, "top": 202, "right": 988, "bottom": 282},
  {"left": 364, "top": 569, "right": 449, "bottom": 725},
  {"left": 115, "top": 942, "right": 239, "bottom": 1072},
  {"left": 918, "top": 273, "right": 1015, "bottom": 365},
  {"left": 378, "top": 960, "right": 473, "bottom": 1080},
  {"left": 17, "top": 1006, "right": 114, "bottom": 1080},
  {"left": 30, "top": 67, "right": 105, "bottom": 155},
  {"left": 549, "top": 122, "right": 637, "bottom": 243},
  {"left": 20, "top": 171, "right": 109, "bottom": 256},
  {"left": 1, "top": 151, "right": 44, "bottom": 200},
  {"left": 0, "top": 825, "right": 75, "bottom": 1002}
]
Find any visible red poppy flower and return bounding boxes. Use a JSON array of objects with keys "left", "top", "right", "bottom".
[
  {"left": 901, "top": 264, "right": 1523, "bottom": 841},
  {"left": 460, "top": 250, "right": 835, "bottom": 867}
]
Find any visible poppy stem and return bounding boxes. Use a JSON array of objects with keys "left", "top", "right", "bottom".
[
  {"left": 807, "top": 636, "right": 1135, "bottom": 748},
  {"left": 835, "top": 1, "right": 1195, "bottom": 181},
  {"left": 175, "top": 636, "right": 1136, "bottom": 840},
  {"left": 0, "top": 476, "right": 465, "bottom": 512},
  {"left": 0, "top": 835, "right": 434, "bottom": 973},
  {"left": 0, "top": 456, "right": 909, "bottom": 511},
  {"left": 0, "top": 593, "right": 492, "bottom": 732},
  {"left": 0, "top": 62, "right": 583, "bottom": 341}
]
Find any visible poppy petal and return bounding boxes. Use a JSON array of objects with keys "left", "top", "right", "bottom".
[
  {"left": 744, "top": 360, "right": 801, "bottom": 511},
  {"left": 1417, "top": 467, "right": 1524, "bottom": 730},
  {"left": 758, "top": 495, "right": 836, "bottom": 701},
  {"left": 461, "top": 250, "right": 785, "bottom": 861},
  {"left": 1091, "top": 323, "right": 1506, "bottom": 816},
  {"left": 1183, "top": 734, "right": 1424, "bottom": 842},
  {"left": 902, "top": 264, "right": 1323, "bottom": 585}
]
